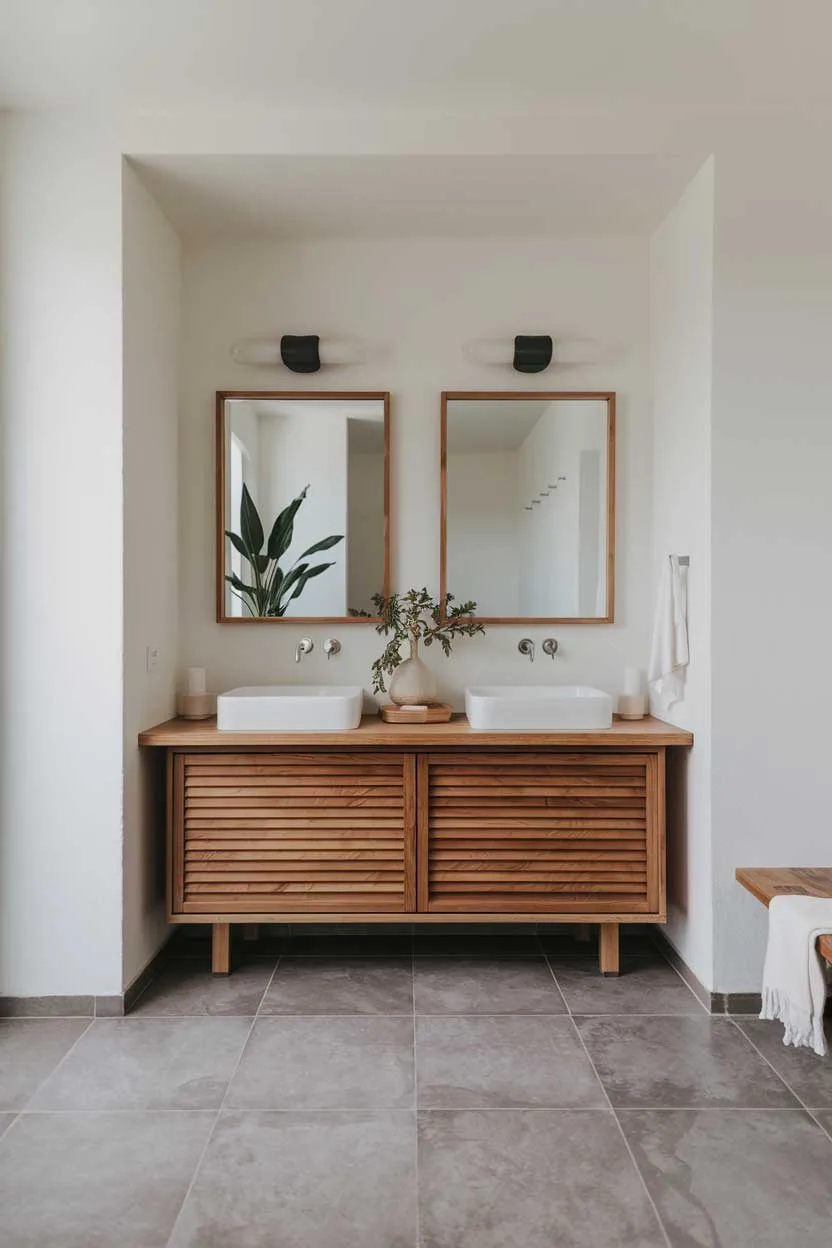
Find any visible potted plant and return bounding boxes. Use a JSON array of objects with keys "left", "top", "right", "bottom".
[
  {"left": 225, "top": 483, "right": 343, "bottom": 617},
  {"left": 356, "top": 588, "right": 485, "bottom": 704}
]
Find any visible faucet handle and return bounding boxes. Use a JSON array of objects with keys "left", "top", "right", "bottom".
[
  {"left": 294, "top": 637, "right": 314, "bottom": 664},
  {"left": 518, "top": 638, "right": 535, "bottom": 663},
  {"left": 542, "top": 638, "right": 559, "bottom": 659},
  {"left": 323, "top": 638, "right": 341, "bottom": 661}
]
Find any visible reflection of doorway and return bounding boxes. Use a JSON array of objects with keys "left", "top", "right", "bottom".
[{"left": 228, "top": 433, "right": 247, "bottom": 617}]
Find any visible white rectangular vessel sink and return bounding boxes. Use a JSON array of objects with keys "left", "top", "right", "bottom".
[
  {"left": 465, "top": 685, "right": 613, "bottom": 731},
  {"left": 217, "top": 686, "right": 363, "bottom": 732}
]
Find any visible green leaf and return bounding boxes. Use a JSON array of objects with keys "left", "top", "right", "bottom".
[
  {"left": 240, "top": 484, "right": 264, "bottom": 556},
  {"left": 254, "top": 553, "right": 270, "bottom": 575},
  {"left": 296, "top": 533, "right": 344, "bottom": 560},
  {"left": 267, "top": 485, "right": 309, "bottom": 562},
  {"left": 288, "top": 562, "right": 336, "bottom": 600},
  {"left": 225, "top": 572, "right": 256, "bottom": 595},
  {"left": 225, "top": 530, "right": 251, "bottom": 561}
]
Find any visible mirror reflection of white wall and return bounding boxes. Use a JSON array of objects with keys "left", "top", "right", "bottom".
[
  {"left": 445, "top": 398, "right": 610, "bottom": 619},
  {"left": 224, "top": 398, "right": 385, "bottom": 618}
]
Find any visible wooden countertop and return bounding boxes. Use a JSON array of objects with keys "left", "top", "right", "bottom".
[
  {"left": 139, "top": 713, "right": 693, "bottom": 749},
  {"left": 736, "top": 867, "right": 832, "bottom": 963}
]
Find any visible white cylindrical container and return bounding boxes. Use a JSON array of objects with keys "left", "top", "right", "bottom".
[
  {"left": 623, "top": 667, "right": 643, "bottom": 696},
  {"left": 187, "top": 667, "right": 207, "bottom": 696}
]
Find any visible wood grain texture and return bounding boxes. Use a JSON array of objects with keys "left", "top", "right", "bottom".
[
  {"left": 215, "top": 390, "right": 390, "bottom": 624},
  {"left": 212, "top": 923, "right": 230, "bottom": 975},
  {"left": 736, "top": 867, "right": 832, "bottom": 962},
  {"left": 440, "top": 390, "right": 616, "bottom": 624},
  {"left": 175, "top": 752, "right": 414, "bottom": 915},
  {"left": 599, "top": 922, "right": 620, "bottom": 975},
  {"left": 422, "top": 752, "right": 653, "bottom": 914},
  {"left": 139, "top": 714, "right": 694, "bottom": 749}
]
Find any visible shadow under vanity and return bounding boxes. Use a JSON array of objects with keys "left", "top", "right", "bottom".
[{"left": 140, "top": 389, "right": 693, "bottom": 977}]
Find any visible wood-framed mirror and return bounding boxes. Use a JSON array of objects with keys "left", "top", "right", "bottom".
[
  {"left": 216, "top": 390, "right": 390, "bottom": 623},
  {"left": 440, "top": 391, "right": 615, "bottom": 624}
]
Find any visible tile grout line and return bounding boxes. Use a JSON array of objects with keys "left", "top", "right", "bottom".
[
  {"left": 411, "top": 947, "right": 421, "bottom": 1248},
  {"left": 727, "top": 1018, "right": 832, "bottom": 1141},
  {"left": 541, "top": 950, "right": 673, "bottom": 1248},
  {"left": 14, "top": 1017, "right": 96, "bottom": 1121},
  {"left": 163, "top": 952, "right": 283, "bottom": 1248}
]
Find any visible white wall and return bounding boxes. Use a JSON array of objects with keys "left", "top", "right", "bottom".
[
  {"left": 122, "top": 163, "right": 181, "bottom": 989},
  {"left": 710, "top": 135, "right": 832, "bottom": 992},
  {"left": 446, "top": 451, "right": 519, "bottom": 617},
  {"left": 0, "top": 117, "right": 124, "bottom": 996},
  {"left": 649, "top": 158, "right": 714, "bottom": 989},
  {"left": 179, "top": 236, "right": 652, "bottom": 704}
]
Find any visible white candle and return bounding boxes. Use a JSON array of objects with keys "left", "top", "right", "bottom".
[
  {"left": 623, "top": 667, "right": 642, "bottom": 696},
  {"left": 187, "top": 667, "right": 207, "bottom": 696}
]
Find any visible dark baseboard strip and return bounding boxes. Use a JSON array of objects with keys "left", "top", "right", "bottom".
[
  {"left": 0, "top": 936, "right": 174, "bottom": 1019},
  {"left": 651, "top": 930, "right": 765, "bottom": 1015}
]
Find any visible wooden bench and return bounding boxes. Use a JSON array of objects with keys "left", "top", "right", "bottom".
[{"left": 736, "top": 867, "right": 832, "bottom": 963}]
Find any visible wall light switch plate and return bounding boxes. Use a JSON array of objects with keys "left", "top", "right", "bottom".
[{"left": 146, "top": 645, "right": 160, "bottom": 673}]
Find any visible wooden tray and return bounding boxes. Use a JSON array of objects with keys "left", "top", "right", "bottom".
[{"left": 379, "top": 703, "right": 453, "bottom": 724}]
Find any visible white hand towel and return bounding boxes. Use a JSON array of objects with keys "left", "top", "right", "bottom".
[
  {"left": 760, "top": 894, "right": 832, "bottom": 1056},
  {"left": 648, "top": 555, "right": 689, "bottom": 712}
]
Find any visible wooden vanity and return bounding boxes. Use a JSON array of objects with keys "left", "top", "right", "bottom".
[{"left": 139, "top": 715, "right": 692, "bottom": 975}]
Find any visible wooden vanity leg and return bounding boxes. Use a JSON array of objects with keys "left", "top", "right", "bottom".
[
  {"left": 212, "top": 923, "right": 231, "bottom": 975},
  {"left": 242, "top": 924, "right": 259, "bottom": 943},
  {"left": 599, "top": 923, "right": 620, "bottom": 976},
  {"left": 575, "top": 924, "right": 592, "bottom": 943}
]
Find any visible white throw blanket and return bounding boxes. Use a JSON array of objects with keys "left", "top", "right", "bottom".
[
  {"left": 648, "top": 555, "right": 689, "bottom": 712},
  {"left": 760, "top": 894, "right": 832, "bottom": 1056}
]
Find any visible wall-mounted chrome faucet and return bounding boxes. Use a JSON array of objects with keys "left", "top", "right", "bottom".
[
  {"left": 542, "top": 638, "right": 559, "bottom": 660},
  {"left": 323, "top": 638, "right": 341, "bottom": 661},
  {"left": 295, "top": 637, "right": 313, "bottom": 664},
  {"left": 518, "top": 638, "right": 535, "bottom": 663}
]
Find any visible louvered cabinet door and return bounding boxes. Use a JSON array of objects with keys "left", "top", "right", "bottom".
[
  {"left": 171, "top": 752, "right": 416, "bottom": 916},
  {"left": 420, "top": 751, "right": 663, "bottom": 915}
]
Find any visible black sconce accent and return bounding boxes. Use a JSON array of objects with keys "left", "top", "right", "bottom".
[
  {"left": 280, "top": 334, "right": 321, "bottom": 374},
  {"left": 513, "top": 335, "right": 553, "bottom": 373}
]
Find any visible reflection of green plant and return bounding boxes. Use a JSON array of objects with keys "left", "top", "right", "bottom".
[
  {"left": 226, "top": 483, "right": 343, "bottom": 617},
  {"left": 352, "top": 588, "right": 485, "bottom": 693}
]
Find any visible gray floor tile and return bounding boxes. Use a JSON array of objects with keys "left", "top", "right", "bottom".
[
  {"left": 737, "top": 1018, "right": 832, "bottom": 1107},
  {"left": 815, "top": 1110, "right": 832, "bottom": 1139},
  {"left": 414, "top": 934, "right": 540, "bottom": 957},
  {"left": 0, "top": 1110, "right": 213, "bottom": 1248},
  {"left": 553, "top": 957, "right": 705, "bottom": 1015},
  {"left": 0, "top": 1018, "right": 90, "bottom": 1110},
  {"left": 169, "top": 1110, "right": 417, "bottom": 1248},
  {"left": 620, "top": 1109, "right": 832, "bottom": 1248},
  {"left": 578, "top": 1016, "right": 800, "bottom": 1109},
  {"left": 0, "top": 1113, "right": 16, "bottom": 1138},
  {"left": 28, "top": 1016, "right": 252, "bottom": 1110},
  {"left": 414, "top": 957, "right": 566, "bottom": 1015},
  {"left": 418, "top": 1109, "right": 665, "bottom": 1248},
  {"left": 416, "top": 1016, "right": 605, "bottom": 1108},
  {"left": 260, "top": 957, "right": 413, "bottom": 1015},
  {"left": 130, "top": 957, "right": 275, "bottom": 1016},
  {"left": 285, "top": 934, "right": 412, "bottom": 957},
  {"left": 227, "top": 1016, "right": 414, "bottom": 1110}
]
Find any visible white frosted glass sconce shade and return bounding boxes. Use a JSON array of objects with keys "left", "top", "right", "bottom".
[
  {"left": 463, "top": 335, "right": 554, "bottom": 373},
  {"left": 230, "top": 335, "right": 365, "bottom": 371}
]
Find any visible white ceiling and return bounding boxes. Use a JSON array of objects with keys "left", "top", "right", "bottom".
[
  {"left": 131, "top": 153, "right": 698, "bottom": 240},
  {"left": 1, "top": 0, "right": 831, "bottom": 119}
]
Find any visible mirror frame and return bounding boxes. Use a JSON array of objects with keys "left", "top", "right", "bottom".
[
  {"left": 440, "top": 390, "right": 616, "bottom": 625},
  {"left": 216, "top": 390, "right": 391, "bottom": 624}
]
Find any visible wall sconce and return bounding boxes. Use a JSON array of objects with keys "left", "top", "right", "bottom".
[
  {"left": 462, "top": 335, "right": 554, "bottom": 373},
  {"left": 230, "top": 335, "right": 364, "bottom": 372}
]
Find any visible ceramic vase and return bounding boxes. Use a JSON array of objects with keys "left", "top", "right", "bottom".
[{"left": 388, "top": 637, "right": 438, "bottom": 706}]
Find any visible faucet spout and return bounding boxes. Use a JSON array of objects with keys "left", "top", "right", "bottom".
[
  {"left": 295, "top": 637, "right": 314, "bottom": 664},
  {"left": 518, "top": 638, "right": 535, "bottom": 664}
]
